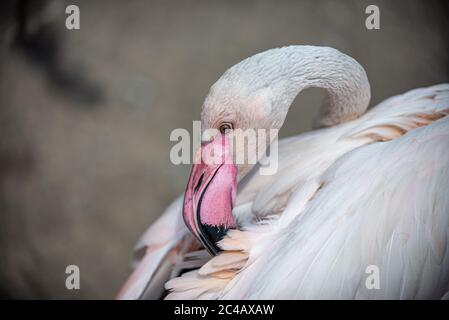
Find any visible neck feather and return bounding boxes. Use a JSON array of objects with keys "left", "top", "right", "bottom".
[{"left": 215, "top": 46, "right": 371, "bottom": 128}]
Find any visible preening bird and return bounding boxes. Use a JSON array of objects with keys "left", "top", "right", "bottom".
[{"left": 117, "top": 46, "right": 449, "bottom": 300}]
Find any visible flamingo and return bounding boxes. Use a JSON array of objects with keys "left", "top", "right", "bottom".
[{"left": 117, "top": 46, "right": 449, "bottom": 299}]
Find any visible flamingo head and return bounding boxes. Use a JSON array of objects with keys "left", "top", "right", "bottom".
[
  {"left": 183, "top": 86, "right": 277, "bottom": 255},
  {"left": 182, "top": 65, "right": 279, "bottom": 255}
]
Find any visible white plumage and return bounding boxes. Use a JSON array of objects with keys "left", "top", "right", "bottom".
[{"left": 117, "top": 46, "right": 449, "bottom": 300}]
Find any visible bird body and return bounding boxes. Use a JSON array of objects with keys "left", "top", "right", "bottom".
[{"left": 117, "top": 46, "right": 449, "bottom": 300}]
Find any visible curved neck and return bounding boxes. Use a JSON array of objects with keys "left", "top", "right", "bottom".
[
  {"left": 215, "top": 46, "right": 371, "bottom": 128},
  {"left": 273, "top": 46, "right": 371, "bottom": 127}
]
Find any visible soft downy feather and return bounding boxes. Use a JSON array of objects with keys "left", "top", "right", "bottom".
[{"left": 116, "top": 196, "right": 195, "bottom": 299}]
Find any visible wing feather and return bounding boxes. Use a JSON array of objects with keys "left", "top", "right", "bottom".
[{"left": 223, "top": 116, "right": 449, "bottom": 299}]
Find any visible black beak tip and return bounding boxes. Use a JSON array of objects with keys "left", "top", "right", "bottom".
[{"left": 198, "top": 224, "right": 230, "bottom": 256}]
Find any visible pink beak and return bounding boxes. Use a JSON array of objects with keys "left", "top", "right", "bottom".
[{"left": 183, "top": 135, "right": 237, "bottom": 255}]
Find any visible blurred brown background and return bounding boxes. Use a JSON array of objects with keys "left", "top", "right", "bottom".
[{"left": 0, "top": 0, "right": 448, "bottom": 299}]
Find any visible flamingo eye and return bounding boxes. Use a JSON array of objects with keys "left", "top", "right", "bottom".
[{"left": 219, "top": 123, "right": 233, "bottom": 134}]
